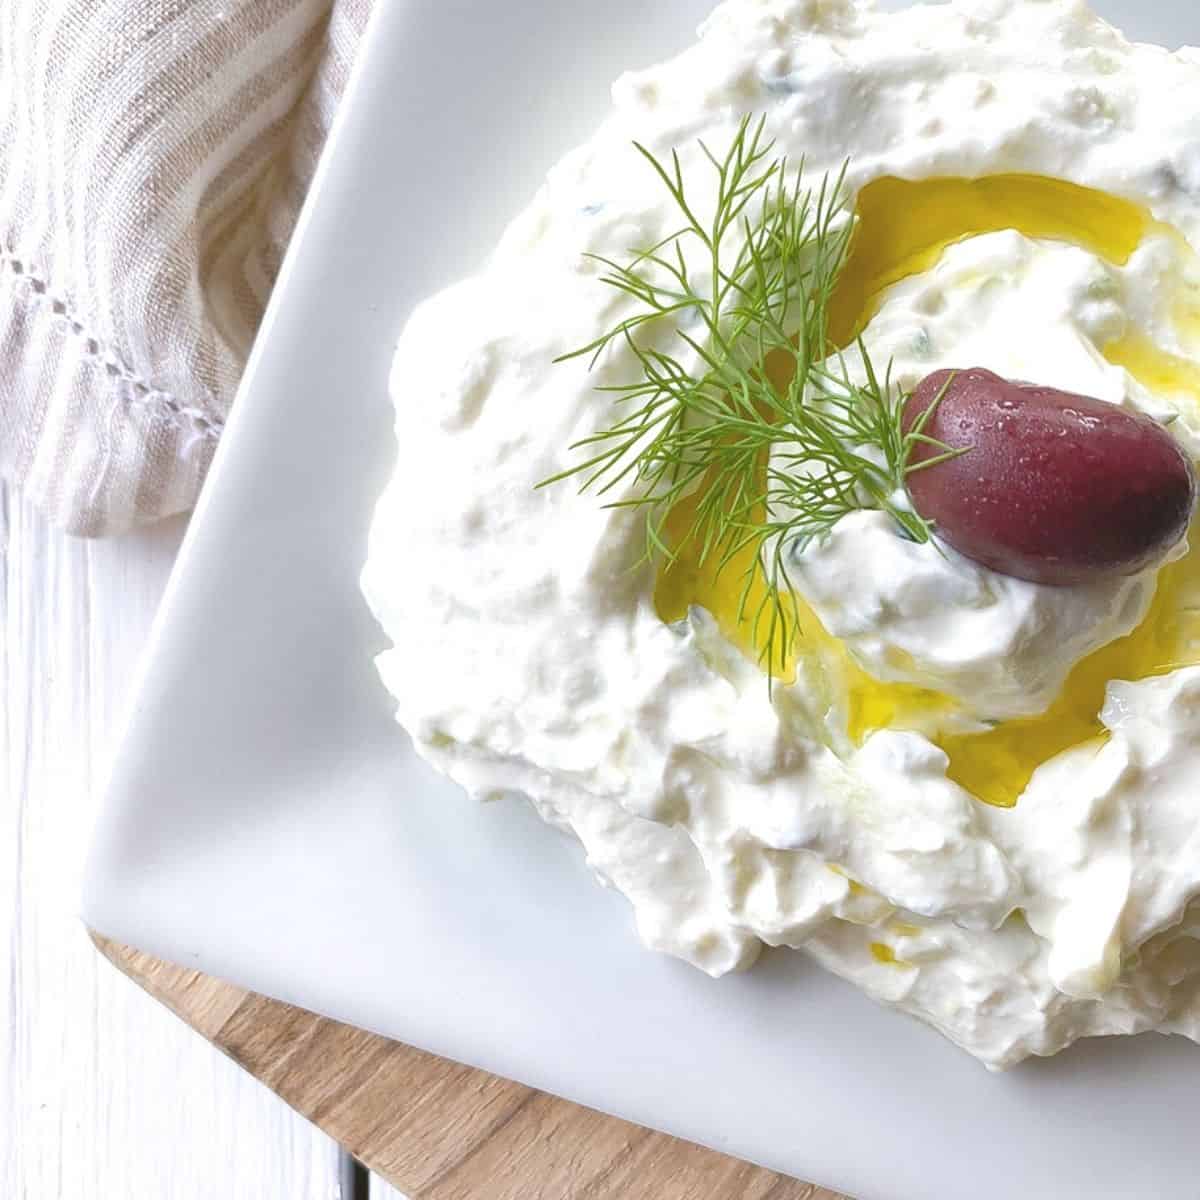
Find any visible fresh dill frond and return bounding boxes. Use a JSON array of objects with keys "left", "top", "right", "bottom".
[{"left": 543, "top": 115, "right": 955, "bottom": 680}]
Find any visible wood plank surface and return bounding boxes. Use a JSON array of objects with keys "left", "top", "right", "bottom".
[
  {"left": 94, "top": 936, "right": 847, "bottom": 1200},
  {"left": 0, "top": 485, "right": 347, "bottom": 1200}
]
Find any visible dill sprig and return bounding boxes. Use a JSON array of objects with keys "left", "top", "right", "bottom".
[{"left": 542, "top": 115, "right": 956, "bottom": 678}]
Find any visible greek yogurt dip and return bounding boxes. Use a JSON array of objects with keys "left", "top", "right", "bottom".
[{"left": 362, "top": 0, "right": 1200, "bottom": 1068}]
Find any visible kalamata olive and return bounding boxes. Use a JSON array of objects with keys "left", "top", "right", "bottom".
[{"left": 902, "top": 368, "right": 1196, "bottom": 586}]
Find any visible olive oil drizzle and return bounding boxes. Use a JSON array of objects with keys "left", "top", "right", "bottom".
[{"left": 655, "top": 173, "right": 1200, "bottom": 808}]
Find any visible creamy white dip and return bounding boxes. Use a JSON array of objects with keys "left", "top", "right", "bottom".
[{"left": 363, "top": 0, "right": 1200, "bottom": 1068}]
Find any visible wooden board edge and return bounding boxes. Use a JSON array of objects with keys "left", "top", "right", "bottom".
[{"left": 89, "top": 933, "right": 847, "bottom": 1200}]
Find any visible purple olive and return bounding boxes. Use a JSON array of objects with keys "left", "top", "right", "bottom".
[{"left": 903, "top": 368, "right": 1196, "bottom": 586}]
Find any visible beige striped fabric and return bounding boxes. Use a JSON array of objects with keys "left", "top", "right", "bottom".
[{"left": 0, "top": 0, "right": 371, "bottom": 535}]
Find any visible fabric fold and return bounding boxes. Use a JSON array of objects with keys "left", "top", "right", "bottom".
[{"left": 0, "top": 0, "right": 370, "bottom": 535}]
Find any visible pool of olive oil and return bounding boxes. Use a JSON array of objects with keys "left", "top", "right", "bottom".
[{"left": 654, "top": 174, "right": 1200, "bottom": 808}]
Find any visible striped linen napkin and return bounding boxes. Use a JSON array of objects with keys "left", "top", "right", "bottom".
[{"left": 0, "top": 0, "right": 371, "bottom": 535}]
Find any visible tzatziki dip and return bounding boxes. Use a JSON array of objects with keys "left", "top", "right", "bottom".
[{"left": 363, "top": 0, "right": 1200, "bottom": 1068}]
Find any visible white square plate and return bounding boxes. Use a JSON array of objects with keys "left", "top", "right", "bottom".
[{"left": 83, "top": 3, "right": 1200, "bottom": 1198}]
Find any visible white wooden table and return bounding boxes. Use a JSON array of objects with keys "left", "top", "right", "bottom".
[{"left": 0, "top": 482, "right": 405, "bottom": 1199}]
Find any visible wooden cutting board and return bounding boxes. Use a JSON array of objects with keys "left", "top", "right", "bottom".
[{"left": 92, "top": 936, "right": 846, "bottom": 1200}]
